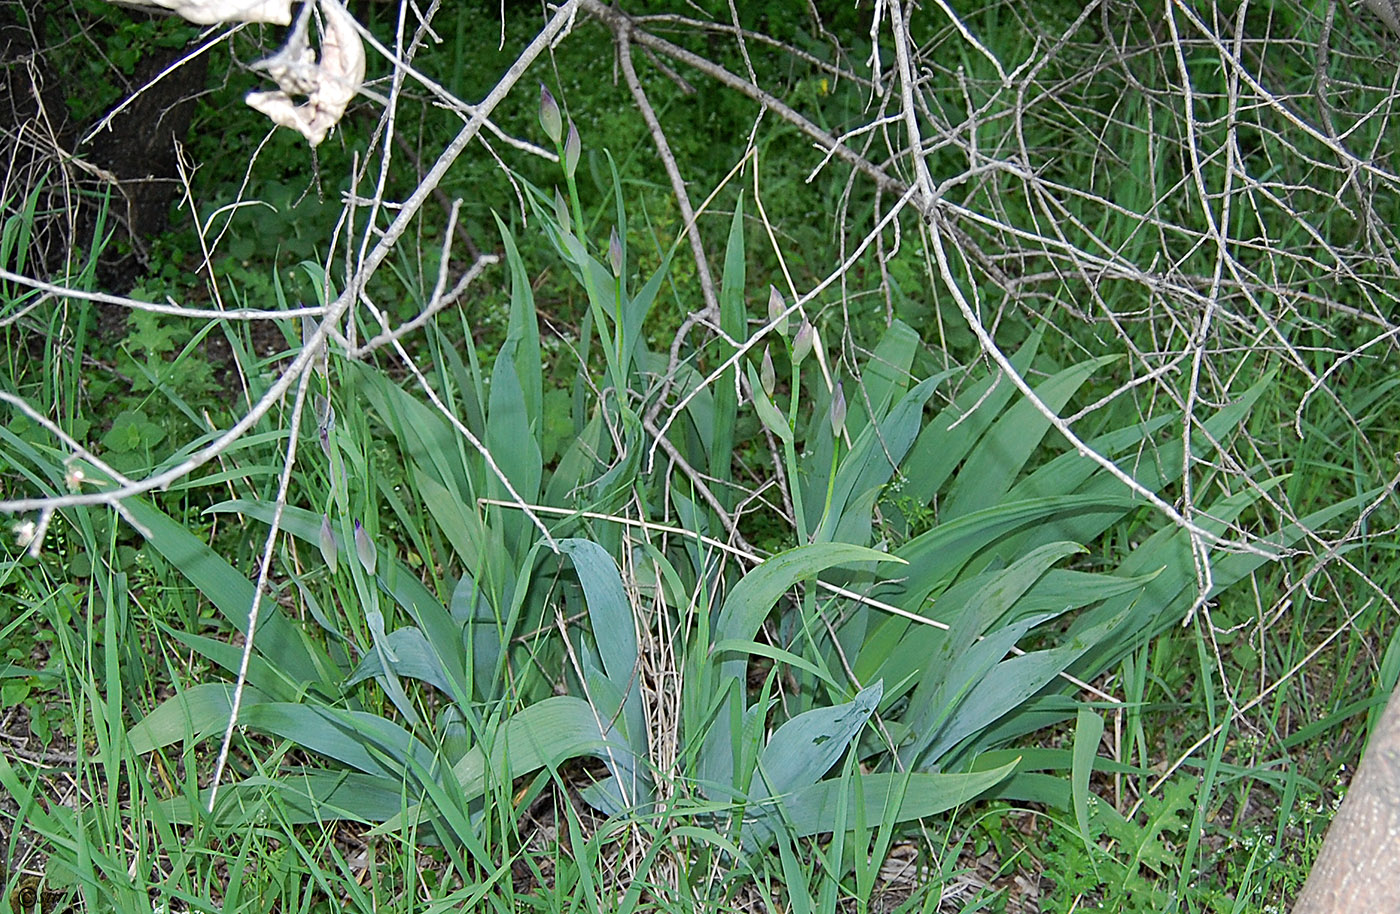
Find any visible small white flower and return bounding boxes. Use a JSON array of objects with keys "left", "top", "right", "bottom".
[
  {"left": 65, "top": 465, "right": 86, "bottom": 492},
  {"left": 12, "top": 520, "right": 37, "bottom": 549}
]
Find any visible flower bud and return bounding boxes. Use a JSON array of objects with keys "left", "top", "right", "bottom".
[
  {"left": 760, "top": 346, "right": 776, "bottom": 397},
  {"left": 319, "top": 514, "right": 339, "bottom": 574},
  {"left": 539, "top": 84, "right": 562, "bottom": 145},
  {"left": 767, "top": 286, "right": 788, "bottom": 337},
  {"left": 829, "top": 381, "right": 847, "bottom": 438},
  {"left": 746, "top": 363, "right": 793, "bottom": 445},
  {"left": 608, "top": 226, "right": 623, "bottom": 278},
  {"left": 792, "top": 320, "right": 815, "bottom": 366},
  {"left": 563, "top": 120, "right": 581, "bottom": 180},
  {"left": 354, "top": 519, "right": 376, "bottom": 575}
]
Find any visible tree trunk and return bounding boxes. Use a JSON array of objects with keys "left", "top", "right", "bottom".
[{"left": 1293, "top": 684, "right": 1400, "bottom": 912}]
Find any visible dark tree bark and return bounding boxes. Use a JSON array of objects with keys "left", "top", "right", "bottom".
[{"left": 1293, "top": 684, "right": 1400, "bottom": 912}]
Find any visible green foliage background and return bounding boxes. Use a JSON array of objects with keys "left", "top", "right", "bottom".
[{"left": 2, "top": 0, "right": 1399, "bottom": 912}]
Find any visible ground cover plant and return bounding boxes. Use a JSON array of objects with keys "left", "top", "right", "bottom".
[{"left": 2, "top": 0, "right": 1399, "bottom": 911}]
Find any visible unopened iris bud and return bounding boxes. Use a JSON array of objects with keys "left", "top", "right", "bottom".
[
  {"left": 792, "top": 320, "right": 815, "bottom": 366},
  {"left": 564, "top": 120, "right": 581, "bottom": 180},
  {"left": 829, "top": 381, "right": 847, "bottom": 438},
  {"left": 539, "top": 84, "right": 562, "bottom": 145},
  {"left": 767, "top": 286, "right": 788, "bottom": 337},
  {"left": 354, "top": 520, "right": 376, "bottom": 575},
  {"left": 319, "top": 514, "right": 338, "bottom": 574},
  {"left": 760, "top": 346, "right": 776, "bottom": 397},
  {"left": 608, "top": 226, "right": 623, "bottom": 278}
]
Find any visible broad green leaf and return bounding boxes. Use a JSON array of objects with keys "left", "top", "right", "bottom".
[
  {"left": 240, "top": 703, "right": 439, "bottom": 781},
  {"left": 754, "top": 681, "right": 882, "bottom": 801},
  {"left": 135, "top": 683, "right": 438, "bottom": 786},
  {"left": 715, "top": 544, "right": 905, "bottom": 647},
  {"left": 815, "top": 373, "right": 947, "bottom": 545},
  {"left": 709, "top": 639, "right": 837, "bottom": 689},
  {"left": 377, "top": 695, "right": 634, "bottom": 834},
  {"left": 776, "top": 832, "right": 815, "bottom": 914},
  {"left": 924, "top": 598, "right": 1136, "bottom": 766},
  {"left": 558, "top": 537, "right": 649, "bottom": 806},
  {"left": 122, "top": 498, "right": 326, "bottom": 684},
  {"left": 744, "top": 761, "right": 1018, "bottom": 849},
  {"left": 882, "top": 494, "right": 1136, "bottom": 614},
  {"left": 452, "top": 571, "right": 502, "bottom": 703},
  {"left": 129, "top": 683, "right": 257, "bottom": 753},
  {"left": 560, "top": 540, "right": 634, "bottom": 686},
  {"left": 212, "top": 500, "right": 474, "bottom": 705},
  {"left": 487, "top": 336, "right": 543, "bottom": 508},
  {"left": 493, "top": 215, "right": 543, "bottom": 424},
  {"left": 976, "top": 745, "right": 1150, "bottom": 778},
  {"left": 346, "top": 626, "right": 453, "bottom": 696},
  {"left": 977, "top": 771, "right": 1072, "bottom": 807},
  {"left": 897, "top": 617, "right": 1036, "bottom": 770},
  {"left": 413, "top": 467, "right": 486, "bottom": 575},
  {"left": 162, "top": 628, "right": 314, "bottom": 702},
  {"left": 158, "top": 770, "right": 417, "bottom": 826},
  {"left": 1004, "top": 372, "right": 1272, "bottom": 557},
  {"left": 555, "top": 228, "right": 625, "bottom": 388},
  {"left": 857, "top": 562, "right": 1161, "bottom": 697},
  {"left": 1007, "top": 414, "right": 1176, "bottom": 505},
  {"left": 579, "top": 666, "right": 649, "bottom": 813},
  {"left": 711, "top": 196, "right": 747, "bottom": 501},
  {"left": 213, "top": 502, "right": 456, "bottom": 640},
  {"left": 355, "top": 363, "right": 472, "bottom": 499},
  {"left": 364, "top": 608, "right": 420, "bottom": 727},
  {"left": 943, "top": 356, "right": 1116, "bottom": 519},
  {"left": 896, "top": 329, "right": 1042, "bottom": 510},
  {"left": 1072, "top": 707, "right": 1105, "bottom": 849},
  {"left": 962, "top": 695, "right": 1081, "bottom": 750},
  {"left": 701, "top": 544, "right": 903, "bottom": 789},
  {"left": 845, "top": 319, "right": 920, "bottom": 441},
  {"left": 622, "top": 253, "right": 669, "bottom": 379}
]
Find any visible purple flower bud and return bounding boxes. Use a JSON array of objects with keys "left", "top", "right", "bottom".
[
  {"left": 792, "top": 320, "right": 815, "bottom": 366},
  {"left": 608, "top": 226, "right": 623, "bottom": 278},
  {"left": 564, "top": 120, "right": 581, "bottom": 180},
  {"left": 767, "top": 286, "right": 788, "bottom": 337},
  {"left": 539, "top": 84, "right": 562, "bottom": 145},
  {"left": 354, "top": 520, "right": 376, "bottom": 575},
  {"left": 316, "top": 396, "right": 335, "bottom": 460},
  {"left": 760, "top": 346, "right": 776, "bottom": 397},
  {"left": 829, "top": 381, "right": 847, "bottom": 438},
  {"left": 319, "top": 514, "right": 338, "bottom": 574}
]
